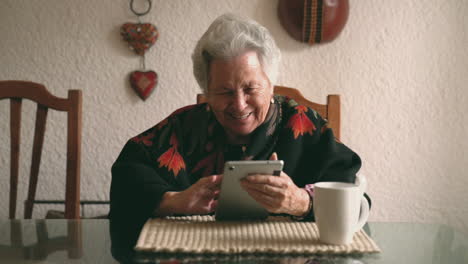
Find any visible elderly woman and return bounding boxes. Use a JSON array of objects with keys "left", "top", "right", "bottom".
[{"left": 110, "top": 14, "right": 364, "bottom": 221}]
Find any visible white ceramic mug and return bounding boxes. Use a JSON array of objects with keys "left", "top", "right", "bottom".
[{"left": 313, "top": 178, "right": 369, "bottom": 245}]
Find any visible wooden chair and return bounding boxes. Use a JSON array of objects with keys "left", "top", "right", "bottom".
[
  {"left": 0, "top": 80, "right": 82, "bottom": 219},
  {"left": 197, "top": 85, "right": 341, "bottom": 140}
]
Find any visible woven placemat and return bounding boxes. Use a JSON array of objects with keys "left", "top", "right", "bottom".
[{"left": 135, "top": 215, "right": 380, "bottom": 254}]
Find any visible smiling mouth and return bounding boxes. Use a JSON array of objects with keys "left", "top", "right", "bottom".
[{"left": 230, "top": 112, "right": 252, "bottom": 120}]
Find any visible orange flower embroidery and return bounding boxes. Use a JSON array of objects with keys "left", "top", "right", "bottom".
[
  {"left": 287, "top": 105, "right": 316, "bottom": 139},
  {"left": 157, "top": 133, "right": 186, "bottom": 177}
]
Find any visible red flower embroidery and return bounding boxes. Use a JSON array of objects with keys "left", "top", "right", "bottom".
[
  {"left": 191, "top": 151, "right": 224, "bottom": 177},
  {"left": 287, "top": 105, "right": 316, "bottom": 139},
  {"left": 157, "top": 133, "right": 186, "bottom": 177},
  {"left": 131, "top": 132, "right": 155, "bottom": 146},
  {"left": 191, "top": 153, "right": 217, "bottom": 177}
]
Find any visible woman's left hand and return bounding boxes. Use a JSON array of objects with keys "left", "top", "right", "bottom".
[
  {"left": 239, "top": 153, "right": 310, "bottom": 216},
  {"left": 240, "top": 172, "right": 309, "bottom": 216}
]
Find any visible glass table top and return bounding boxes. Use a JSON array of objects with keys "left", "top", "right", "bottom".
[{"left": 0, "top": 219, "right": 467, "bottom": 263}]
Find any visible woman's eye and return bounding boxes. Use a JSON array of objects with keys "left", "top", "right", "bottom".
[
  {"left": 245, "top": 88, "right": 255, "bottom": 94},
  {"left": 215, "top": 91, "right": 233, "bottom": 96}
]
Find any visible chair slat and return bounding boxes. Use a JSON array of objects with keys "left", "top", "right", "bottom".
[
  {"left": 9, "top": 98, "right": 22, "bottom": 219},
  {"left": 65, "top": 90, "right": 82, "bottom": 219},
  {"left": 327, "top": 94, "right": 341, "bottom": 140},
  {"left": 24, "top": 104, "right": 49, "bottom": 219}
]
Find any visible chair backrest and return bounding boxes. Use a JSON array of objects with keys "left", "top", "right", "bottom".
[
  {"left": 0, "top": 80, "right": 82, "bottom": 219},
  {"left": 196, "top": 85, "right": 341, "bottom": 140}
]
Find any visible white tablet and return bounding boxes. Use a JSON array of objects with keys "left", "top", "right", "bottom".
[{"left": 215, "top": 160, "right": 284, "bottom": 221}]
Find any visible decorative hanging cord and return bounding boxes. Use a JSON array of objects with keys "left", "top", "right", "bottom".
[
  {"left": 140, "top": 54, "right": 146, "bottom": 70},
  {"left": 130, "top": 0, "right": 152, "bottom": 17}
]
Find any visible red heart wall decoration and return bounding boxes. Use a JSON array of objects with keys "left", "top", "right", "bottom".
[
  {"left": 120, "top": 23, "right": 159, "bottom": 55},
  {"left": 129, "top": 70, "right": 158, "bottom": 100}
]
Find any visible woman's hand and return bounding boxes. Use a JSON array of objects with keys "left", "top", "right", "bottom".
[
  {"left": 240, "top": 153, "right": 310, "bottom": 216},
  {"left": 156, "top": 174, "right": 222, "bottom": 216}
]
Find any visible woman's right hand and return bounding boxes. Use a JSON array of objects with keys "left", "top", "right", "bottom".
[{"left": 155, "top": 174, "right": 222, "bottom": 216}]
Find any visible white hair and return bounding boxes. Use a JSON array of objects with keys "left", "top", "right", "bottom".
[{"left": 192, "top": 13, "right": 281, "bottom": 93}]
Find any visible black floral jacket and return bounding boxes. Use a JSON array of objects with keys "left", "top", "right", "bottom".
[{"left": 109, "top": 96, "right": 363, "bottom": 221}]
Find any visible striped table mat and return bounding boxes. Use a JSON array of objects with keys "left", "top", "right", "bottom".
[{"left": 135, "top": 215, "right": 380, "bottom": 254}]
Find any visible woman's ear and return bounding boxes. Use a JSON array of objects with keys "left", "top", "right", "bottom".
[{"left": 270, "top": 86, "right": 275, "bottom": 104}]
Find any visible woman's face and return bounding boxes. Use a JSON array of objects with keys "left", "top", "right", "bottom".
[{"left": 207, "top": 51, "right": 273, "bottom": 143}]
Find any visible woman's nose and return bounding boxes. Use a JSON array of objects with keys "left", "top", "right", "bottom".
[{"left": 231, "top": 92, "right": 247, "bottom": 110}]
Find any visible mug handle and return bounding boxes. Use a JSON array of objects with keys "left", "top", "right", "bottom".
[
  {"left": 355, "top": 195, "right": 370, "bottom": 231},
  {"left": 355, "top": 173, "right": 367, "bottom": 194}
]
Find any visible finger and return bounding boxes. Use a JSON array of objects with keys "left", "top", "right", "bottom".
[
  {"left": 243, "top": 175, "right": 286, "bottom": 188},
  {"left": 241, "top": 181, "right": 284, "bottom": 199},
  {"left": 279, "top": 171, "right": 290, "bottom": 178},
  {"left": 191, "top": 197, "right": 217, "bottom": 213},
  {"left": 199, "top": 187, "right": 219, "bottom": 199},
  {"left": 211, "top": 174, "right": 223, "bottom": 184},
  {"left": 269, "top": 152, "right": 278, "bottom": 161},
  {"left": 208, "top": 199, "right": 218, "bottom": 212},
  {"left": 210, "top": 174, "right": 223, "bottom": 189},
  {"left": 241, "top": 181, "right": 268, "bottom": 195},
  {"left": 187, "top": 198, "right": 215, "bottom": 215},
  {"left": 198, "top": 175, "right": 223, "bottom": 190},
  {"left": 243, "top": 187, "right": 280, "bottom": 212},
  {"left": 202, "top": 174, "right": 223, "bottom": 184},
  {"left": 207, "top": 182, "right": 221, "bottom": 191}
]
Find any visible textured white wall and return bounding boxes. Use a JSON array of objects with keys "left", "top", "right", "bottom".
[{"left": 1, "top": 0, "right": 467, "bottom": 232}]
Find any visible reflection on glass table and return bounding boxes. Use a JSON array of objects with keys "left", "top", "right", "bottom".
[
  {"left": 0, "top": 220, "right": 82, "bottom": 261},
  {"left": 0, "top": 219, "right": 467, "bottom": 263}
]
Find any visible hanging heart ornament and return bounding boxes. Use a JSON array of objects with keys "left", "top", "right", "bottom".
[
  {"left": 120, "top": 23, "right": 159, "bottom": 55},
  {"left": 129, "top": 70, "right": 158, "bottom": 100}
]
